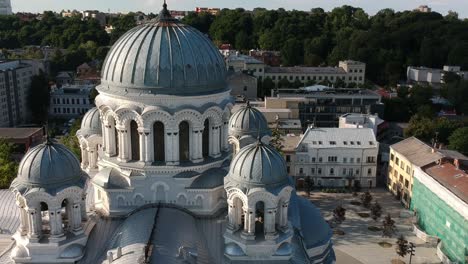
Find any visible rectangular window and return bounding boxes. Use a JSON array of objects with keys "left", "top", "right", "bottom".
[
  {"left": 318, "top": 157, "right": 322, "bottom": 162},
  {"left": 405, "top": 179, "right": 409, "bottom": 188},
  {"left": 311, "top": 168, "right": 315, "bottom": 175},
  {"left": 343, "top": 157, "right": 347, "bottom": 163},
  {"left": 312, "top": 157, "right": 316, "bottom": 162},
  {"left": 318, "top": 168, "right": 322, "bottom": 175},
  {"left": 299, "top": 168, "right": 304, "bottom": 174},
  {"left": 286, "top": 155, "right": 291, "bottom": 162}
]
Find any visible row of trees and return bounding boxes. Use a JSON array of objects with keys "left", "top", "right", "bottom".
[{"left": 183, "top": 7, "right": 468, "bottom": 85}]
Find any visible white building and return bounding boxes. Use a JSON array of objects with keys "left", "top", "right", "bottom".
[
  {"left": 293, "top": 127, "right": 379, "bottom": 188},
  {"left": 226, "top": 54, "right": 366, "bottom": 86},
  {"left": 0, "top": 0, "right": 12, "bottom": 15},
  {"left": 49, "top": 84, "right": 95, "bottom": 118},
  {"left": 339, "top": 113, "right": 385, "bottom": 136},
  {"left": 407, "top": 65, "right": 468, "bottom": 85},
  {"left": 0, "top": 61, "right": 33, "bottom": 127},
  {"left": 1, "top": 4, "right": 335, "bottom": 264}
]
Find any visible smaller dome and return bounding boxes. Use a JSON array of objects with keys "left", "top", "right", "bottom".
[
  {"left": 79, "top": 107, "right": 102, "bottom": 136},
  {"left": 60, "top": 244, "right": 84, "bottom": 259},
  {"left": 227, "top": 141, "right": 289, "bottom": 189},
  {"left": 11, "top": 140, "right": 85, "bottom": 194},
  {"left": 275, "top": 242, "right": 292, "bottom": 256},
  {"left": 225, "top": 243, "right": 245, "bottom": 256},
  {"left": 229, "top": 102, "right": 271, "bottom": 139}
]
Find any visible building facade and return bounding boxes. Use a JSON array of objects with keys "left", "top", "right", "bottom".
[
  {"left": 0, "top": 61, "right": 33, "bottom": 127},
  {"left": 0, "top": 0, "right": 12, "bottom": 15},
  {"left": 407, "top": 65, "right": 468, "bottom": 85},
  {"left": 339, "top": 113, "right": 385, "bottom": 137},
  {"left": 227, "top": 72, "right": 258, "bottom": 100},
  {"left": 293, "top": 127, "right": 378, "bottom": 188},
  {"left": 49, "top": 84, "right": 95, "bottom": 118},
  {"left": 411, "top": 161, "right": 468, "bottom": 263},
  {"left": 265, "top": 88, "right": 382, "bottom": 128}
]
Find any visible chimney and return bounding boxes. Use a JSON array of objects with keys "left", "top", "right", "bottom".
[{"left": 454, "top": 159, "right": 460, "bottom": 170}]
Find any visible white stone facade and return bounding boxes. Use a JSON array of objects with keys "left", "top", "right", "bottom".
[
  {"left": 293, "top": 127, "right": 379, "bottom": 188},
  {"left": 91, "top": 90, "right": 233, "bottom": 216}
]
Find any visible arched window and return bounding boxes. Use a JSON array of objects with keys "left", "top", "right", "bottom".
[
  {"left": 153, "top": 122, "right": 165, "bottom": 162},
  {"left": 202, "top": 119, "right": 210, "bottom": 158},
  {"left": 155, "top": 185, "right": 166, "bottom": 202},
  {"left": 61, "top": 199, "right": 71, "bottom": 231},
  {"left": 40, "top": 202, "right": 49, "bottom": 234},
  {"left": 117, "top": 197, "right": 125, "bottom": 207},
  {"left": 177, "top": 195, "right": 187, "bottom": 205},
  {"left": 196, "top": 196, "right": 203, "bottom": 207},
  {"left": 134, "top": 195, "right": 144, "bottom": 206},
  {"left": 255, "top": 201, "right": 265, "bottom": 240},
  {"left": 130, "top": 120, "right": 140, "bottom": 161},
  {"left": 179, "top": 121, "right": 190, "bottom": 162}
]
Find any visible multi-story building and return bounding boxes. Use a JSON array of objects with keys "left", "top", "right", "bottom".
[
  {"left": 415, "top": 5, "right": 431, "bottom": 13},
  {"left": 387, "top": 137, "right": 467, "bottom": 208},
  {"left": 49, "top": 84, "right": 95, "bottom": 118},
  {"left": 249, "top": 50, "right": 281, "bottom": 66},
  {"left": 407, "top": 65, "right": 468, "bottom": 85},
  {"left": 339, "top": 113, "right": 386, "bottom": 137},
  {"left": 82, "top": 10, "right": 106, "bottom": 27},
  {"left": 293, "top": 127, "right": 379, "bottom": 188},
  {"left": 0, "top": 0, "right": 12, "bottom": 15},
  {"left": 226, "top": 55, "right": 366, "bottom": 86},
  {"left": 195, "top": 7, "right": 221, "bottom": 15},
  {"left": 411, "top": 159, "right": 468, "bottom": 264},
  {"left": 265, "top": 88, "right": 382, "bottom": 128},
  {"left": 0, "top": 127, "right": 44, "bottom": 155},
  {"left": 0, "top": 61, "right": 33, "bottom": 127},
  {"left": 227, "top": 71, "right": 257, "bottom": 100}
]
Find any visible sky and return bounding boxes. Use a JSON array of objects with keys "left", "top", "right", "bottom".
[{"left": 10, "top": 0, "right": 468, "bottom": 18}]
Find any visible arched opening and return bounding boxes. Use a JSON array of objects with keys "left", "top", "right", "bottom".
[
  {"left": 233, "top": 197, "right": 244, "bottom": 231},
  {"left": 117, "top": 197, "right": 125, "bottom": 207},
  {"left": 130, "top": 120, "right": 140, "bottom": 161},
  {"left": 153, "top": 121, "right": 165, "bottom": 162},
  {"left": 255, "top": 201, "right": 265, "bottom": 240},
  {"left": 179, "top": 121, "right": 190, "bottom": 162},
  {"left": 202, "top": 119, "right": 210, "bottom": 158},
  {"left": 177, "top": 195, "right": 187, "bottom": 205},
  {"left": 195, "top": 196, "right": 203, "bottom": 207},
  {"left": 61, "top": 199, "right": 71, "bottom": 232},
  {"left": 134, "top": 195, "right": 144, "bottom": 206},
  {"left": 40, "top": 202, "right": 50, "bottom": 235},
  {"left": 155, "top": 185, "right": 166, "bottom": 202}
]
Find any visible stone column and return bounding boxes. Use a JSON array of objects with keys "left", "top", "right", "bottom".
[
  {"left": 212, "top": 126, "right": 221, "bottom": 158},
  {"left": 139, "top": 131, "right": 146, "bottom": 162},
  {"left": 101, "top": 123, "right": 107, "bottom": 152},
  {"left": 72, "top": 203, "right": 82, "bottom": 232},
  {"left": 145, "top": 131, "right": 153, "bottom": 163},
  {"left": 81, "top": 196, "right": 87, "bottom": 221},
  {"left": 28, "top": 208, "right": 41, "bottom": 239},
  {"left": 193, "top": 127, "right": 203, "bottom": 163},
  {"left": 172, "top": 130, "right": 179, "bottom": 165},
  {"left": 165, "top": 131, "right": 173, "bottom": 165},
  {"left": 227, "top": 203, "right": 235, "bottom": 229},
  {"left": 88, "top": 147, "right": 98, "bottom": 169},
  {"left": 105, "top": 124, "right": 116, "bottom": 157},
  {"left": 19, "top": 207, "right": 28, "bottom": 235},
  {"left": 281, "top": 203, "right": 289, "bottom": 229},
  {"left": 55, "top": 209, "right": 63, "bottom": 235},
  {"left": 243, "top": 209, "right": 249, "bottom": 232},
  {"left": 222, "top": 121, "right": 229, "bottom": 151},
  {"left": 265, "top": 208, "right": 278, "bottom": 240},
  {"left": 81, "top": 147, "right": 89, "bottom": 169}
]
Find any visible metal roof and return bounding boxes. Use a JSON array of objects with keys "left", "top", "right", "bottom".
[
  {"left": 265, "top": 66, "right": 346, "bottom": 75},
  {"left": 298, "top": 127, "right": 378, "bottom": 149},
  {"left": 391, "top": 137, "right": 444, "bottom": 167},
  {"left": 79, "top": 107, "right": 102, "bottom": 137},
  {"left": 10, "top": 140, "right": 86, "bottom": 195},
  {"left": 99, "top": 5, "right": 227, "bottom": 97},
  {"left": 228, "top": 103, "right": 271, "bottom": 139},
  {"left": 0, "top": 127, "right": 43, "bottom": 140}
]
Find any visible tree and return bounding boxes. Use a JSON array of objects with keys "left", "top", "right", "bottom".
[
  {"left": 333, "top": 205, "right": 346, "bottom": 224},
  {"left": 448, "top": 127, "right": 468, "bottom": 154},
  {"left": 281, "top": 38, "right": 303, "bottom": 66},
  {"left": 370, "top": 201, "right": 382, "bottom": 221},
  {"left": 360, "top": 191, "right": 373, "bottom": 208},
  {"left": 382, "top": 213, "right": 396, "bottom": 237},
  {"left": 270, "top": 121, "right": 284, "bottom": 154},
  {"left": 28, "top": 73, "right": 50, "bottom": 124},
  {"left": 396, "top": 235, "right": 409, "bottom": 259},
  {"left": 404, "top": 115, "right": 434, "bottom": 142},
  {"left": 61, "top": 118, "right": 82, "bottom": 159},
  {"left": 0, "top": 139, "right": 19, "bottom": 189}
]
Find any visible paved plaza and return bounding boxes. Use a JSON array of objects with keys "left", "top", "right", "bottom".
[{"left": 300, "top": 189, "right": 442, "bottom": 264}]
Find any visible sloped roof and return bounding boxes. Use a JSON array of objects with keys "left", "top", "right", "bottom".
[
  {"left": 298, "top": 127, "right": 377, "bottom": 149},
  {"left": 391, "top": 137, "right": 444, "bottom": 166}
]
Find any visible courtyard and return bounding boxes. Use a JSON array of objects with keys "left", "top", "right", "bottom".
[{"left": 300, "top": 188, "right": 442, "bottom": 264}]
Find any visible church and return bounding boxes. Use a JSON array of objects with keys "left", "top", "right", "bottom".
[{"left": 4, "top": 3, "right": 335, "bottom": 263}]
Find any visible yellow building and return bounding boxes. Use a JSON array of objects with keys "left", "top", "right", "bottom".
[{"left": 388, "top": 137, "right": 444, "bottom": 208}]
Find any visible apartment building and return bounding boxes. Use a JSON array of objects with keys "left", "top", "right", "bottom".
[
  {"left": 292, "top": 127, "right": 379, "bottom": 188},
  {"left": 265, "top": 88, "right": 382, "bottom": 128},
  {"left": 49, "top": 84, "right": 95, "bottom": 118},
  {"left": 0, "top": 61, "right": 33, "bottom": 127},
  {"left": 226, "top": 54, "right": 366, "bottom": 86}
]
